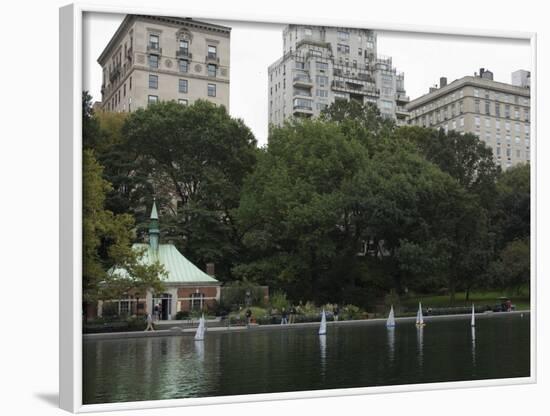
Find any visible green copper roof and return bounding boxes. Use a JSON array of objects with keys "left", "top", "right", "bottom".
[{"left": 132, "top": 243, "right": 219, "bottom": 284}]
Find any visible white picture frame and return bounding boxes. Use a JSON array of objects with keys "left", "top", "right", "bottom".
[{"left": 59, "top": 2, "right": 537, "bottom": 413}]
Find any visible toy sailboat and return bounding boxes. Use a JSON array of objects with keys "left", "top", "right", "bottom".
[
  {"left": 319, "top": 309, "right": 327, "bottom": 335},
  {"left": 386, "top": 305, "right": 396, "bottom": 328},
  {"left": 415, "top": 302, "right": 426, "bottom": 327},
  {"left": 471, "top": 304, "right": 476, "bottom": 327}
]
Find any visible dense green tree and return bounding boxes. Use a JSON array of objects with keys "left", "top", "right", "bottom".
[
  {"left": 493, "top": 163, "right": 530, "bottom": 248},
  {"left": 488, "top": 238, "right": 530, "bottom": 294},
  {"left": 82, "top": 91, "right": 101, "bottom": 150},
  {"left": 121, "top": 100, "right": 258, "bottom": 279},
  {"left": 83, "top": 150, "right": 165, "bottom": 307}
]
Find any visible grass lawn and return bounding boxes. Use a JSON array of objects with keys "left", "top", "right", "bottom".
[{"left": 401, "top": 290, "right": 530, "bottom": 311}]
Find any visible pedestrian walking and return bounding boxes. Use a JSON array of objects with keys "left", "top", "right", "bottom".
[
  {"left": 144, "top": 313, "right": 155, "bottom": 331},
  {"left": 246, "top": 308, "right": 252, "bottom": 327},
  {"left": 333, "top": 304, "right": 339, "bottom": 322}
]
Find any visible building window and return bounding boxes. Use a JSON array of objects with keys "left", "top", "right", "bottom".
[
  {"left": 485, "top": 100, "right": 490, "bottom": 115},
  {"left": 148, "top": 74, "right": 158, "bottom": 89},
  {"left": 485, "top": 118, "right": 490, "bottom": 128},
  {"left": 337, "top": 30, "right": 350, "bottom": 40},
  {"left": 149, "top": 34, "right": 159, "bottom": 50},
  {"left": 316, "top": 89, "right": 328, "bottom": 98},
  {"left": 178, "top": 99, "right": 188, "bottom": 106},
  {"left": 515, "top": 123, "right": 520, "bottom": 133},
  {"left": 208, "top": 64, "right": 217, "bottom": 77},
  {"left": 474, "top": 99, "right": 480, "bottom": 113},
  {"left": 207, "top": 45, "right": 217, "bottom": 59},
  {"left": 316, "top": 61, "right": 328, "bottom": 72},
  {"left": 459, "top": 101, "right": 464, "bottom": 114},
  {"left": 148, "top": 95, "right": 158, "bottom": 105},
  {"left": 179, "top": 79, "right": 188, "bottom": 93},
  {"left": 515, "top": 136, "right": 521, "bottom": 144},
  {"left": 304, "top": 28, "right": 312, "bottom": 36},
  {"left": 459, "top": 117, "right": 464, "bottom": 127},
  {"left": 525, "top": 138, "right": 530, "bottom": 147},
  {"left": 179, "top": 39, "right": 189, "bottom": 55},
  {"left": 148, "top": 54, "right": 159, "bottom": 69},
  {"left": 475, "top": 116, "right": 480, "bottom": 127},
  {"left": 496, "top": 146, "right": 501, "bottom": 156},
  {"left": 505, "top": 121, "right": 511, "bottom": 131},
  {"left": 514, "top": 107, "right": 520, "bottom": 119},
  {"left": 337, "top": 44, "right": 350, "bottom": 54},
  {"left": 358, "top": 48, "right": 362, "bottom": 56},
  {"left": 505, "top": 105, "right": 510, "bottom": 118},
  {"left": 316, "top": 103, "right": 328, "bottom": 111},
  {"left": 452, "top": 120, "right": 457, "bottom": 130},
  {"left": 495, "top": 120, "right": 500, "bottom": 130},
  {"left": 474, "top": 88, "right": 479, "bottom": 97},
  {"left": 316, "top": 75, "right": 328, "bottom": 87},
  {"left": 208, "top": 83, "right": 216, "bottom": 97},
  {"left": 129, "top": 76, "right": 132, "bottom": 90},
  {"left": 179, "top": 59, "right": 189, "bottom": 73},
  {"left": 495, "top": 103, "right": 500, "bottom": 117}
]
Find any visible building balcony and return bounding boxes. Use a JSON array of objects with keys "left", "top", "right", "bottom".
[
  {"left": 395, "top": 93, "right": 410, "bottom": 103},
  {"left": 293, "top": 105, "right": 314, "bottom": 115},
  {"left": 147, "top": 44, "right": 161, "bottom": 53},
  {"left": 396, "top": 106, "right": 409, "bottom": 117},
  {"left": 176, "top": 49, "right": 192, "bottom": 59},
  {"left": 126, "top": 47, "right": 133, "bottom": 60},
  {"left": 205, "top": 54, "right": 220, "bottom": 64},
  {"left": 293, "top": 75, "right": 313, "bottom": 88},
  {"left": 109, "top": 64, "right": 121, "bottom": 83}
]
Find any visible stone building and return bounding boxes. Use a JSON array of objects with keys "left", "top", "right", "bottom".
[
  {"left": 406, "top": 68, "right": 531, "bottom": 169},
  {"left": 97, "top": 14, "right": 231, "bottom": 112},
  {"left": 268, "top": 25, "right": 408, "bottom": 127}
]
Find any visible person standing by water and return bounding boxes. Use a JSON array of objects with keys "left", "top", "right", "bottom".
[
  {"left": 333, "top": 304, "right": 339, "bottom": 322},
  {"left": 281, "top": 308, "right": 288, "bottom": 325},
  {"left": 245, "top": 308, "right": 252, "bottom": 327},
  {"left": 289, "top": 305, "right": 297, "bottom": 324},
  {"left": 153, "top": 304, "right": 160, "bottom": 322}
]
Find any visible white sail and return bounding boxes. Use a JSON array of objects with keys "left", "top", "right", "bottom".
[
  {"left": 386, "top": 305, "right": 396, "bottom": 328},
  {"left": 471, "top": 304, "right": 476, "bottom": 327},
  {"left": 319, "top": 309, "right": 327, "bottom": 335},
  {"left": 194, "top": 314, "right": 206, "bottom": 341},
  {"left": 416, "top": 302, "right": 424, "bottom": 326}
]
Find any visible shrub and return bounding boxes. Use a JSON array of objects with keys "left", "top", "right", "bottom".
[
  {"left": 175, "top": 311, "right": 189, "bottom": 320},
  {"left": 270, "top": 290, "right": 290, "bottom": 312}
]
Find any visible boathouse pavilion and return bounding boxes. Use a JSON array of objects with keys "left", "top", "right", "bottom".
[{"left": 95, "top": 201, "right": 221, "bottom": 320}]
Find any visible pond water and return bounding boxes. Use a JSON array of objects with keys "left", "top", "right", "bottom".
[{"left": 83, "top": 313, "right": 530, "bottom": 404}]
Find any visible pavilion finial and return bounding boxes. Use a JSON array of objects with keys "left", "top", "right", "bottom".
[{"left": 149, "top": 200, "right": 160, "bottom": 250}]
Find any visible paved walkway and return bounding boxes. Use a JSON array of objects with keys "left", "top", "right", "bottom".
[{"left": 83, "top": 310, "right": 529, "bottom": 341}]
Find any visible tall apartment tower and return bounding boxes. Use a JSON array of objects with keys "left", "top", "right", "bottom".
[
  {"left": 268, "top": 25, "right": 408, "bottom": 127},
  {"left": 406, "top": 68, "right": 531, "bottom": 170},
  {"left": 98, "top": 15, "right": 231, "bottom": 112}
]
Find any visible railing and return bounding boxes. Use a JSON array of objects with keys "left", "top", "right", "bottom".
[
  {"left": 109, "top": 64, "right": 121, "bottom": 82},
  {"left": 293, "top": 75, "right": 312, "bottom": 84},
  {"left": 176, "top": 49, "right": 192, "bottom": 59},
  {"left": 293, "top": 90, "right": 312, "bottom": 97},
  {"left": 206, "top": 54, "right": 220, "bottom": 63},
  {"left": 147, "top": 43, "right": 160, "bottom": 52},
  {"left": 293, "top": 105, "right": 313, "bottom": 111}
]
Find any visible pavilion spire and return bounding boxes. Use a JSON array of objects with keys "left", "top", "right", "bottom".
[{"left": 149, "top": 199, "right": 160, "bottom": 251}]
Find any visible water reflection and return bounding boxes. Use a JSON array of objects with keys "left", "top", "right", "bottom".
[
  {"left": 387, "top": 327, "right": 396, "bottom": 364},
  {"left": 471, "top": 326, "right": 476, "bottom": 371},
  {"left": 416, "top": 326, "right": 424, "bottom": 371},
  {"left": 84, "top": 314, "right": 530, "bottom": 404},
  {"left": 194, "top": 340, "right": 205, "bottom": 362},
  {"left": 319, "top": 335, "right": 327, "bottom": 377}
]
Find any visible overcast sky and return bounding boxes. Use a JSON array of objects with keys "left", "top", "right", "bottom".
[{"left": 83, "top": 12, "right": 531, "bottom": 145}]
